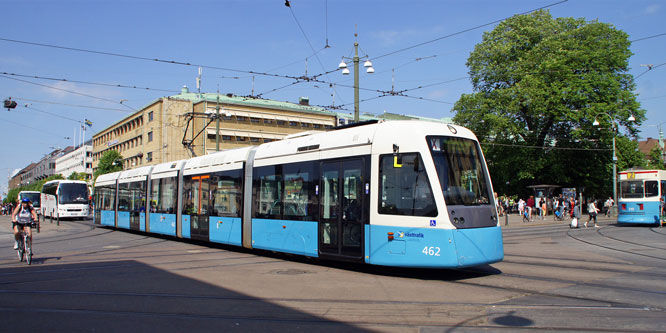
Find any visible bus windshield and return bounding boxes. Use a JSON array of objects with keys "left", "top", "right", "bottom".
[
  {"left": 59, "top": 183, "right": 89, "bottom": 205},
  {"left": 427, "top": 136, "right": 492, "bottom": 206},
  {"left": 20, "top": 192, "right": 41, "bottom": 207}
]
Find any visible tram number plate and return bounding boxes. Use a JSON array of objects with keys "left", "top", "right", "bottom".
[{"left": 422, "top": 246, "right": 441, "bottom": 256}]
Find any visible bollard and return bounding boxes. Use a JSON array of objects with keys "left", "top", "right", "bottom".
[
  {"left": 37, "top": 214, "right": 40, "bottom": 233},
  {"left": 50, "top": 212, "right": 53, "bottom": 224},
  {"left": 57, "top": 213, "right": 60, "bottom": 226},
  {"left": 505, "top": 212, "right": 508, "bottom": 226}
]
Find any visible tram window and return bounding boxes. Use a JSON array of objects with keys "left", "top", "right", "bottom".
[
  {"left": 182, "top": 176, "right": 194, "bottom": 215},
  {"left": 378, "top": 153, "right": 437, "bottom": 217},
  {"left": 129, "top": 181, "right": 146, "bottom": 212},
  {"left": 95, "top": 186, "right": 115, "bottom": 210},
  {"left": 283, "top": 162, "right": 317, "bottom": 221},
  {"left": 621, "top": 181, "right": 643, "bottom": 198},
  {"left": 427, "top": 136, "right": 492, "bottom": 206},
  {"left": 117, "top": 183, "right": 130, "bottom": 211},
  {"left": 645, "top": 181, "right": 659, "bottom": 197},
  {"left": 211, "top": 170, "right": 242, "bottom": 217},
  {"left": 151, "top": 177, "right": 178, "bottom": 214},
  {"left": 254, "top": 166, "right": 282, "bottom": 219}
]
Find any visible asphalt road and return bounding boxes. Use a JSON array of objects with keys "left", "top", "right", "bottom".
[{"left": 0, "top": 214, "right": 665, "bottom": 332}]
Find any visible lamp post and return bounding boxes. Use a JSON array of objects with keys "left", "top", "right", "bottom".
[
  {"left": 338, "top": 33, "right": 374, "bottom": 122},
  {"left": 593, "top": 112, "right": 635, "bottom": 215}
]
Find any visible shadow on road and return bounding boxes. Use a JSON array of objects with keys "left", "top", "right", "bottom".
[{"left": 0, "top": 260, "right": 369, "bottom": 332}]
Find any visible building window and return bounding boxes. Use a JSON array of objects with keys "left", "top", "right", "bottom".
[
  {"left": 263, "top": 119, "right": 273, "bottom": 124},
  {"left": 223, "top": 115, "right": 232, "bottom": 121},
  {"left": 147, "top": 152, "right": 153, "bottom": 162},
  {"left": 250, "top": 117, "right": 260, "bottom": 123},
  {"left": 264, "top": 138, "right": 274, "bottom": 143},
  {"left": 277, "top": 120, "right": 286, "bottom": 126},
  {"left": 289, "top": 121, "right": 298, "bottom": 127},
  {"left": 313, "top": 124, "right": 321, "bottom": 129},
  {"left": 236, "top": 136, "right": 247, "bottom": 142},
  {"left": 222, "top": 135, "right": 232, "bottom": 141},
  {"left": 325, "top": 125, "right": 333, "bottom": 129},
  {"left": 236, "top": 116, "right": 246, "bottom": 122},
  {"left": 149, "top": 111, "right": 154, "bottom": 122},
  {"left": 301, "top": 122, "right": 310, "bottom": 128},
  {"left": 148, "top": 131, "right": 153, "bottom": 142},
  {"left": 250, "top": 137, "right": 260, "bottom": 143}
]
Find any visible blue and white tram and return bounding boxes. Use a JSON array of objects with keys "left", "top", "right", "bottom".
[
  {"left": 618, "top": 169, "right": 666, "bottom": 226},
  {"left": 94, "top": 120, "right": 504, "bottom": 268}
]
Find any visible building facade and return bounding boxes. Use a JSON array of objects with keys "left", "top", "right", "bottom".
[
  {"left": 92, "top": 87, "right": 337, "bottom": 171},
  {"left": 55, "top": 144, "right": 93, "bottom": 181}
]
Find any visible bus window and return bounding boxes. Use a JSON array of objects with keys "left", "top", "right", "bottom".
[
  {"left": 59, "top": 183, "right": 89, "bottom": 205},
  {"left": 378, "top": 153, "right": 437, "bottom": 217},
  {"left": 645, "top": 181, "right": 659, "bottom": 197}
]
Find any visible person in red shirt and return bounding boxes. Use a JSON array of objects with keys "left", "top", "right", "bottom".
[{"left": 526, "top": 195, "right": 535, "bottom": 221}]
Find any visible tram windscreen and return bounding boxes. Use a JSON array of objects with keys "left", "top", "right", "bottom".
[
  {"left": 621, "top": 181, "right": 643, "bottom": 198},
  {"left": 59, "top": 183, "right": 89, "bottom": 205},
  {"left": 427, "top": 136, "right": 492, "bottom": 206}
]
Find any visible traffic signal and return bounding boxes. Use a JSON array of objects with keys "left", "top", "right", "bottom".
[{"left": 4, "top": 98, "right": 17, "bottom": 110}]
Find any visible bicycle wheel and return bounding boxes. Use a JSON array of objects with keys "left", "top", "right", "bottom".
[
  {"left": 25, "top": 236, "right": 32, "bottom": 265},
  {"left": 17, "top": 238, "right": 24, "bottom": 262}
]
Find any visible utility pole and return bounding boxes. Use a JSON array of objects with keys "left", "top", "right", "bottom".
[
  {"left": 216, "top": 88, "right": 220, "bottom": 152},
  {"left": 338, "top": 33, "right": 374, "bottom": 123},
  {"left": 353, "top": 38, "right": 359, "bottom": 122}
]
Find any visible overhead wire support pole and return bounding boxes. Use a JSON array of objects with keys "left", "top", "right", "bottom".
[
  {"left": 216, "top": 89, "right": 220, "bottom": 152},
  {"left": 354, "top": 40, "right": 359, "bottom": 122}
]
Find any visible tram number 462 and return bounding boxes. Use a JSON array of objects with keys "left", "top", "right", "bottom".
[{"left": 422, "top": 246, "right": 441, "bottom": 256}]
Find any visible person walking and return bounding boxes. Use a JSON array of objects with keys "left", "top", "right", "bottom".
[
  {"left": 585, "top": 199, "right": 600, "bottom": 228},
  {"left": 526, "top": 196, "right": 535, "bottom": 221}
]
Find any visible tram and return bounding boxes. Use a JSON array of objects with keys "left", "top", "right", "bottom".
[
  {"left": 94, "top": 120, "right": 504, "bottom": 268},
  {"left": 618, "top": 169, "right": 666, "bottom": 226}
]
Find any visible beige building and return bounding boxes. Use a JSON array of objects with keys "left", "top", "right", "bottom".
[{"left": 92, "top": 87, "right": 336, "bottom": 171}]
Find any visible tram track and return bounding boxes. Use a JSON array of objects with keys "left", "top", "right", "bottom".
[
  {"left": 596, "top": 227, "right": 666, "bottom": 251},
  {"left": 566, "top": 227, "right": 666, "bottom": 262}
]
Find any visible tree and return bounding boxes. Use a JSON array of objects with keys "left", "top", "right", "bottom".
[
  {"left": 453, "top": 10, "right": 645, "bottom": 198},
  {"left": 93, "top": 150, "right": 123, "bottom": 182},
  {"left": 646, "top": 145, "right": 665, "bottom": 170},
  {"left": 68, "top": 172, "right": 88, "bottom": 181}
]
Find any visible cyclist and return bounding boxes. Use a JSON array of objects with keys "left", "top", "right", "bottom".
[{"left": 11, "top": 198, "right": 37, "bottom": 250}]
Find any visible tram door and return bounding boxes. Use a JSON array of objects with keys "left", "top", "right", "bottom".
[
  {"left": 190, "top": 175, "right": 210, "bottom": 241},
  {"left": 319, "top": 159, "right": 364, "bottom": 259}
]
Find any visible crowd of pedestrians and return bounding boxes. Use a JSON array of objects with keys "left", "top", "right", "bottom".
[
  {"left": 1, "top": 203, "right": 16, "bottom": 216},
  {"left": 495, "top": 193, "right": 614, "bottom": 227}
]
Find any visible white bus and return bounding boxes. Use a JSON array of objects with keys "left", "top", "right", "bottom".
[
  {"left": 41, "top": 180, "right": 90, "bottom": 220},
  {"left": 18, "top": 191, "right": 41, "bottom": 217}
]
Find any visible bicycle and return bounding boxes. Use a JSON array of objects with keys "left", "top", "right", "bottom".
[{"left": 16, "top": 222, "right": 35, "bottom": 265}]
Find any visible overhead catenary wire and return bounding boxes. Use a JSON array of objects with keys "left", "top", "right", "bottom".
[
  {"left": 369, "top": 0, "right": 569, "bottom": 61},
  {"left": 630, "top": 32, "right": 666, "bottom": 43},
  {"left": 24, "top": 105, "right": 85, "bottom": 124},
  {"left": 481, "top": 142, "right": 613, "bottom": 151},
  {"left": 634, "top": 61, "right": 666, "bottom": 79},
  {"left": 11, "top": 97, "right": 136, "bottom": 113},
  {"left": 1, "top": 72, "right": 179, "bottom": 93},
  {"left": 1, "top": 117, "right": 71, "bottom": 138},
  {"left": 0, "top": 74, "right": 137, "bottom": 111}
]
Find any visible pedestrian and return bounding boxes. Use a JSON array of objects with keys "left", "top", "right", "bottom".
[
  {"left": 518, "top": 198, "right": 525, "bottom": 217},
  {"left": 535, "top": 198, "right": 542, "bottom": 219},
  {"left": 541, "top": 198, "right": 547, "bottom": 219},
  {"left": 585, "top": 199, "right": 600, "bottom": 228},
  {"left": 526, "top": 196, "right": 535, "bottom": 221}
]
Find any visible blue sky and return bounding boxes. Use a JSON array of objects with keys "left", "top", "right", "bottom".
[{"left": 1, "top": 0, "right": 664, "bottom": 195}]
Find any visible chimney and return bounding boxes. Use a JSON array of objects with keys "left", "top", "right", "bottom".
[
  {"left": 181, "top": 85, "right": 190, "bottom": 94},
  {"left": 299, "top": 97, "right": 310, "bottom": 105}
]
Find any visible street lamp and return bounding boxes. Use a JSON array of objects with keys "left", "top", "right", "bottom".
[
  {"left": 338, "top": 33, "right": 375, "bottom": 122},
  {"left": 593, "top": 112, "right": 635, "bottom": 215}
]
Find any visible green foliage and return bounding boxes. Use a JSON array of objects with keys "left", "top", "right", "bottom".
[
  {"left": 615, "top": 136, "right": 646, "bottom": 171},
  {"left": 67, "top": 172, "right": 88, "bottom": 181},
  {"left": 646, "top": 145, "right": 665, "bottom": 170},
  {"left": 93, "top": 150, "right": 124, "bottom": 183},
  {"left": 453, "top": 10, "right": 645, "bottom": 198},
  {"left": 2, "top": 174, "right": 64, "bottom": 204}
]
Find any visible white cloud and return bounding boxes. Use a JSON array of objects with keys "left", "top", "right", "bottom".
[
  {"left": 645, "top": 4, "right": 660, "bottom": 14},
  {"left": 40, "top": 81, "right": 122, "bottom": 103}
]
